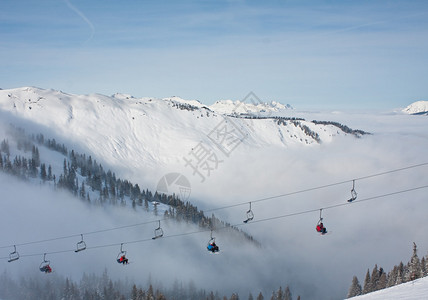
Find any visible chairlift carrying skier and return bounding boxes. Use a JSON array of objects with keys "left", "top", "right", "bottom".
[
  {"left": 117, "top": 254, "right": 129, "bottom": 264},
  {"left": 316, "top": 209, "right": 327, "bottom": 235},
  {"left": 207, "top": 240, "right": 219, "bottom": 253},
  {"left": 116, "top": 244, "right": 129, "bottom": 264},
  {"left": 207, "top": 230, "right": 219, "bottom": 253}
]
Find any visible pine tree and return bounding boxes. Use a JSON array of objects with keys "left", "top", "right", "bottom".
[
  {"left": 387, "top": 266, "right": 398, "bottom": 287},
  {"left": 421, "top": 257, "right": 427, "bottom": 277},
  {"left": 80, "top": 182, "right": 86, "bottom": 199},
  {"left": 230, "top": 293, "right": 239, "bottom": 300},
  {"left": 425, "top": 252, "right": 428, "bottom": 277},
  {"left": 137, "top": 288, "right": 146, "bottom": 300},
  {"left": 276, "top": 286, "right": 283, "bottom": 300},
  {"left": 256, "top": 292, "right": 264, "bottom": 300},
  {"left": 347, "top": 276, "right": 362, "bottom": 298},
  {"left": 147, "top": 284, "right": 154, "bottom": 300},
  {"left": 48, "top": 164, "right": 53, "bottom": 180},
  {"left": 407, "top": 242, "right": 422, "bottom": 281},
  {"left": 40, "top": 163, "right": 47, "bottom": 181},
  {"left": 1, "top": 139, "right": 10, "bottom": 156},
  {"left": 377, "top": 272, "right": 387, "bottom": 290},
  {"left": 370, "top": 264, "right": 380, "bottom": 291},
  {"left": 396, "top": 262, "right": 404, "bottom": 285},
  {"left": 284, "top": 286, "right": 291, "bottom": 300},
  {"left": 362, "top": 269, "right": 371, "bottom": 294},
  {"left": 32, "top": 145, "right": 40, "bottom": 167}
]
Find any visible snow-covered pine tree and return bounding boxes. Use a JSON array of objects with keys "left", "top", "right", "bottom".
[
  {"left": 425, "top": 252, "right": 428, "bottom": 277},
  {"left": 370, "top": 264, "right": 380, "bottom": 291},
  {"left": 377, "top": 271, "right": 387, "bottom": 290},
  {"left": 1, "top": 139, "right": 10, "bottom": 156},
  {"left": 284, "top": 286, "right": 292, "bottom": 300},
  {"left": 406, "top": 242, "right": 422, "bottom": 281},
  {"left": 347, "top": 276, "right": 362, "bottom": 298},
  {"left": 276, "top": 286, "right": 283, "bottom": 300},
  {"left": 31, "top": 145, "right": 40, "bottom": 167},
  {"left": 396, "top": 262, "right": 404, "bottom": 285},
  {"left": 362, "top": 269, "right": 371, "bottom": 294},
  {"left": 131, "top": 284, "right": 139, "bottom": 300},
  {"left": 421, "top": 256, "right": 427, "bottom": 277},
  {"left": 387, "top": 266, "right": 398, "bottom": 287},
  {"left": 230, "top": 293, "right": 239, "bottom": 300}
]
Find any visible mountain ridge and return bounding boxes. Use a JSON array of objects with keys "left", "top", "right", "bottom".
[{"left": 0, "top": 86, "right": 370, "bottom": 195}]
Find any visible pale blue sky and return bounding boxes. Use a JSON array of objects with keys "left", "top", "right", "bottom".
[{"left": 1, "top": 0, "right": 428, "bottom": 109}]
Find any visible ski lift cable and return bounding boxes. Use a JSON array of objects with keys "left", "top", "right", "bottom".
[
  {"left": 1, "top": 184, "right": 427, "bottom": 262},
  {"left": 0, "top": 218, "right": 162, "bottom": 250},
  {"left": 0, "top": 230, "right": 212, "bottom": 261},
  {"left": 0, "top": 169, "right": 427, "bottom": 251},
  {"left": 2, "top": 162, "right": 426, "bottom": 251},
  {"left": 231, "top": 184, "right": 428, "bottom": 228},
  {"left": 204, "top": 162, "right": 428, "bottom": 213},
  {"left": 0, "top": 162, "right": 427, "bottom": 252}
]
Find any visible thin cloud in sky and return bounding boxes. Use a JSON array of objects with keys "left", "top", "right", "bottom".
[{"left": 63, "top": 0, "right": 95, "bottom": 44}]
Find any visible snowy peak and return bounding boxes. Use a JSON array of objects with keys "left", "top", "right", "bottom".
[
  {"left": 402, "top": 101, "right": 428, "bottom": 115},
  {"left": 209, "top": 99, "right": 292, "bottom": 115},
  {"left": 111, "top": 93, "right": 135, "bottom": 100},
  {"left": 163, "top": 96, "right": 206, "bottom": 109}
]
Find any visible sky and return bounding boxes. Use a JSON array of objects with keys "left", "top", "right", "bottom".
[{"left": 1, "top": 0, "right": 428, "bottom": 110}]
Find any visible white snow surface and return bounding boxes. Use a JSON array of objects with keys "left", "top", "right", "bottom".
[
  {"left": 0, "top": 87, "right": 346, "bottom": 184},
  {"left": 349, "top": 277, "right": 428, "bottom": 300},
  {"left": 210, "top": 99, "right": 292, "bottom": 115},
  {"left": 402, "top": 100, "right": 428, "bottom": 114}
]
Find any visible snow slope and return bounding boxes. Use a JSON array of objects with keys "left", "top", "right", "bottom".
[
  {"left": 349, "top": 277, "right": 428, "bottom": 300},
  {"left": 402, "top": 101, "right": 428, "bottom": 115},
  {"left": 0, "top": 87, "right": 361, "bottom": 188}
]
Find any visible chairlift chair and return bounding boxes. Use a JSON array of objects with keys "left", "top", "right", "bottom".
[
  {"left": 315, "top": 209, "right": 327, "bottom": 235},
  {"left": 8, "top": 245, "right": 19, "bottom": 263},
  {"left": 348, "top": 180, "right": 358, "bottom": 202},
  {"left": 75, "top": 234, "right": 87, "bottom": 253},
  {"left": 243, "top": 202, "right": 254, "bottom": 223},
  {"left": 39, "top": 253, "right": 52, "bottom": 273},
  {"left": 207, "top": 230, "right": 219, "bottom": 253},
  {"left": 152, "top": 220, "right": 164, "bottom": 240},
  {"left": 116, "top": 243, "right": 129, "bottom": 264}
]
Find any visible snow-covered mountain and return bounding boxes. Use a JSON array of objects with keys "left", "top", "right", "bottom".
[
  {"left": 402, "top": 101, "right": 428, "bottom": 115},
  {"left": 0, "top": 87, "right": 366, "bottom": 187},
  {"left": 349, "top": 276, "right": 428, "bottom": 300}
]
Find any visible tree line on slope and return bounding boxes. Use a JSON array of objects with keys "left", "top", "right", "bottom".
[
  {"left": 0, "top": 125, "right": 257, "bottom": 246},
  {"left": 347, "top": 242, "right": 428, "bottom": 298},
  {"left": 0, "top": 269, "right": 300, "bottom": 300}
]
